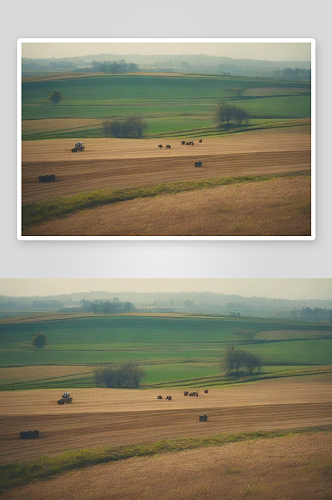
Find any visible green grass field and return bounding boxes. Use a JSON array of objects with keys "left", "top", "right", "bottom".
[
  {"left": 22, "top": 73, "right": 311, "bottom": 139},
  {"left": 0, "top": 314, "right": 330, "bottom": 390}
]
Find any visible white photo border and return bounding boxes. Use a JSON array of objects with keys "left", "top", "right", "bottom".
[{"left": 17, "top": 38, "right": 316, "bottom": 241}]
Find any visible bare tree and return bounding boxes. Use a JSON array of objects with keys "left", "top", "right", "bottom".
[
  {"left": 221, "top": 346, "right": 262, "bottom": 376},
  {"left": 215, "top": 101, "right": 249, "bottom": 129},
  {"left": 102, "top": 116, "right": 148, "bottom": 138},
  {"left": 93, "top": 361, "right": 146, "bottom": 388}
]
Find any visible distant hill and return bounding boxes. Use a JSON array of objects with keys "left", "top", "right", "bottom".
[{"left": 22, "top": 54, "right": 311, "bottom": 79}]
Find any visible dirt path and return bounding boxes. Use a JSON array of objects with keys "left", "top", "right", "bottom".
[{"left": 1, "top": 375, "right": 330, "bottom": 464}]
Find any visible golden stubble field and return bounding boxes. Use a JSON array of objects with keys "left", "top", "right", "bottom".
[
  {"left": 23, "top": 175, "right": 311, "bottom": 236},
  {"left": 1, "top": 374, "right": 331, "bottom": 465},
  {"left": 22, "top": 126, "right": 311, "bottom": 205},
  {"left": 3, "top": 433, "right": 331, "bottom": 500}
]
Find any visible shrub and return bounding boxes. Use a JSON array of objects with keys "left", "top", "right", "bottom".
[
  {"left": 48, "top": 90, "right": 62, "bottom": 104},
  {"left": 31, "top": 333, "right": 47, "bottom": 348}
]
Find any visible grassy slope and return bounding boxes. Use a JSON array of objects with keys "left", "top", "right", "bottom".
[
  {"left": 22, "top": 171, "right": 310, "bottom": 229},
  {"left": 0, "top": 314, "right": 331, "bottom": 388},
  {"left": 22, "top": 73, "right": 311, "bottom": 138},
  {"left": 1, "top": 426, "right": 330, "bottom": 495}
]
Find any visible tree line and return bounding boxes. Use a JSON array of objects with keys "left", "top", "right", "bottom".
[
  {"left": 93, "top": 361, "right": 146, "bottom": 388},
  {"left": 92, "top": 61, "right": 139, "bottom": 74},
  {"left": 81, "top": 299, "right": 135, "bottom": 314},
  {"left": 102, "top": 115, "right": 148, "bottom": 138}
]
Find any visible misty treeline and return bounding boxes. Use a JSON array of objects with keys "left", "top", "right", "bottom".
[
  {"left": 233, "top": 330, "right": 258, "bottom": 342},
  {"left": 81, "top": 299, "right": 135, "bottom": 314},
  {"left": 1, "top": 293, "right": 332, "bottom": 321},
  {"left": 282, "top": 68, "right": 311, "bottom": 81},
  {"left": 102, "top": 115, "right": 148, "bottom": 138},
  {"left": 215, "top": 101, "right": 249, "bottom": 129},
  {"left": 93, "top": 361, "right": 146, "bottom": 388},
  {"left": 91, "top": 60, "right": 139, "bottom": 74},
  {"left": 222, "top": 346, "right": 262, "bottom": 376},
  {"left": 21, "top": 58, "right": 139, "bottom": 74},
  {"left": 22, "top": 56, "right": 311, "bottom": 80},
  {"left": 298, "top": 307, "right": 332, "bottom": 322}
]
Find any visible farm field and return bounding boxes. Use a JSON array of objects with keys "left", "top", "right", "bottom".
[
  {"left": 1, "top": 375, "right": 332, "bottom": 464},
  {"left": 21, "top": 126, "right": 311, "bottom": 236},
  {"left": 20, "top": 72, "right": 312, "bottom": 236},
  {"left": 21, "top": 126, "right": 311, "bottom": 203},
  {"left": 23, "top": 175, "right": 311, "bottom": 236},
  {"left": 3, "top": 432, "right": 330, "bottom": 500},
  {"left": 21, "top": 73, "right": 311, "bottom": 137},
  {"left": 1, "top": 311, "right": 331, "bottom": 497},
  {"left": 0, "top": 313, "right": 331, "bottom": 387},
  {"left": 0, "top": 377, "right": 331, "bottom": 499}
]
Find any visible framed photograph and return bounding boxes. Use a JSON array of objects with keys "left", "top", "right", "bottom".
[
  {"left": 1, "top": 278, "right": 331, "bottom": 498},
  {"left": 18, "top": 39, "right": 315, "bottom": 240}
]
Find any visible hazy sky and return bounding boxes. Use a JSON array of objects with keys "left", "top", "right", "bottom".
[
  {"left": 0, "top": 279, "right": 330, "bottom": 300},
  {"left": 21, "top": 41, "right": 311, "bottom": 62}
]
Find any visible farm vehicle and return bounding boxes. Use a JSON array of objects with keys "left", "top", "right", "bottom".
[
  {"left": 199, "top": 414, "right": 208, "bottom": 422},
  {"left": 39, "top": 174, "right": 55, "bottom": 182},
  {"left": 71, "top": 142, "right": 85, "bottom": 152},
  {"left": 57, "top": 392, "right": 73, "bottom": 405},
  {"left": 20, "top": 430, "right": 39, "bottom": 439}
]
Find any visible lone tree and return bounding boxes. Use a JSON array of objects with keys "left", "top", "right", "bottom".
[
  {"left": 214, "top": 101, "right": 249, "bottom": 129},
  {"left": 48, "top": 90, "right": 62, "bottom": 104},
  {"left": 31, "top": 332, "right": 47, "bottom": 349}
]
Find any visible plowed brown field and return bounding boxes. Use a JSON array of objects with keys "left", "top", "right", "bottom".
[
  {"left": 22, "top": 126, "right": 311, "bottom": 204},
  {"left": 1, "top": 374, "right": 330, "bottom": 465}
]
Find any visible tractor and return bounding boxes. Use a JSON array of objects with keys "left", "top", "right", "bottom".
[
  {"left": 71, "top": 142, "right": 85, "bottom": 152},
  {"left": 57, "top": 392, "right": 73, "bottom": 405}
]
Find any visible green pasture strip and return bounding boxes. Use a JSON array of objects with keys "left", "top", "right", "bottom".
[
  {"left": 1, "top": 426, "right": 330, "bottom": 495},
  {"left": 4, "top": 314, "right": 329, "bottom": 348},
  {"left": 0, "top": 338, "right": 328, "bottom": 369},
  {"left": 236, "top": 95, "right": 311, "bottom": 119},
  {"left": 21, "top": 117, "right": 310, "bottom": 141},
  {"left": 0, "top": 370, "right": 92, "bottom": 390},
  {"left": 146, "top": 366, "right": 332, "bottom": 389},
  {"left": 21, "top": 73, "right": 310, "bottom": 126},
  {"left": 22, "top": 170, "right": 309, "bottom": 229},
  {"left": 0, "top": 365, "right": 331, "bottom": 391},
  {"left": 22, "top": 74, "right": 310, "bottom": 105},
  {"left": 0, "top": 375, "right": 95, "bottom": 392},
  {"left": 149, "top": 119, "right": 311, "bottom": 139},
  {"left": 249, "top": 339, "right": 332, "bottom": 366},
  {"left": 21, "top": 95, "right": 309, "bottom": 122}
]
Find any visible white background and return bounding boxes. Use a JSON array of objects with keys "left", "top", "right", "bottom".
[{"left": 1, "top": 0, "right": 331, "bottom": 279}]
